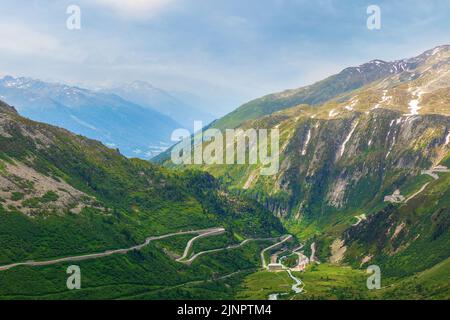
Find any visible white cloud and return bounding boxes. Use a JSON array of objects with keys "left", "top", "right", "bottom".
[
  {"left": 92, "top": 0, "right": 173, "bottom": 18},
  {"left": 0, "top": 22, "right": 60, "bottom": 56},
  {"left": 0, "top": 20, "right": 86, "bottom": 64}
]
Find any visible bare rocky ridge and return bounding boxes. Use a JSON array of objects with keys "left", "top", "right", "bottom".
[
  {"left": 0, "top": 101, "right": 112, "bottom": 216},
  {"left": 0, "top": 160, "right": 98, "bottom": 216}
]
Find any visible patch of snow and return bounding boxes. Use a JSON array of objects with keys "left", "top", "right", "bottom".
[
  {"left": 445, "top": 132, "right": 450, "bottom": 146},
  {"left": 385, "top": 121, "right": 399, "bottom": 159},
  {"left": 386, "top": 133, "right": 397, "bottom": 160},
  {"left": 408, "top": 99, "right": 420, "bottom": 115},
  {"left": 406, "top": 90, "right": 424, "bottom": 116},
  {"left": 339, "top": 121, "right": 359, "bottom": 157},
  {"left": 344, "top": 98, "right": 358, "bottom": 111},
  {"left": 302, "top": 129, "right": 311, "bottom": 156},
  {"left": 373, "top": 90, "right": 390, "bottom": 109},
  {"left": 329, "top": 109, "right": 339, "bottom": 118},
  {"left": 370, "top": 59, "right": 386, "bottom": 66}
]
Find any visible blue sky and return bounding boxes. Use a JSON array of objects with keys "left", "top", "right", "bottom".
[{"left": 0, "top": 0, "right": 450, "bottom": 115}]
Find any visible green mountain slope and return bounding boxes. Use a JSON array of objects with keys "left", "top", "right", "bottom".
[
  {"left": 0, "top": 100, "right": 284, "bottom": 299},
  {"left": 170, "top": 46, "right": 450, "bottom": 299},
  {"left": 1, "top": 45, "right": 449, "bottom": 300}
]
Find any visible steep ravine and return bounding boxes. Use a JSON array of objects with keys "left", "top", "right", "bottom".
[{"left": 234, "top": 110, "right": 449, "bottom": 224}]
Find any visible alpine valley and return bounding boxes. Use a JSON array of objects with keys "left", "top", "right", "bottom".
[
  {"left": 158, "top": 46, "right": 450, "bottom": 300},
  {"left": 0, "top": 46, "right": 449, "bottom": 300}
]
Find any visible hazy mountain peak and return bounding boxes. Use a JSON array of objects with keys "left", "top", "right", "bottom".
[
  {"left": 127, "top": 80, "right": 160, "bottom": 91},
  {"left": 0, "top": 76, "right": 181, "bottom": 158},
  {"left": 368, "top": 59, "right": 387, "bottom": 65},
  {"left": 0, "top": 75, "right": 91, "bottom": 100},
  {"left": 105, "top": 81, "right": 215, "bottom": 128}
]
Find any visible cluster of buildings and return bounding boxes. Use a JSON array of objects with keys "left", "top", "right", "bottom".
[
  {"left": 384, "top": 189, "right": 405, "bottom": 203},
  {"left": 267, "top": 251, "right": 310, "bottom": 272}
]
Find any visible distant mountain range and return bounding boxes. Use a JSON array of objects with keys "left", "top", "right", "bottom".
[
  {"left": 0, "top": 98, "right": 283, "bottom": 299},
  {"left": 103, "top": 80, "right": 215, "bottom": 129},
  {"left": 0, "top": 45, "right": 448, "bottom": 300},
  {"left": 0, "top": 76, "right": 212, "bottom": 159}
]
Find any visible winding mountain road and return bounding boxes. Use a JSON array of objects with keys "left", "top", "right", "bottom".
[
  {"left": 182, "top": 237, "right": 282, "bottom": 265},
  {"left": 176, "top": 227, "right": 225, "bottom": 262},
  {"left": 0, "top": 227, "right": 224, "bottom": 272},
  {"left": 405, "top": 182, "right": 431, "bottom": 203},
  {"left": 260, "top": 235, "right": 293, "bottom": 269},
  {"left": 0, "top": 226, "right": 292, "bottom": 274}
]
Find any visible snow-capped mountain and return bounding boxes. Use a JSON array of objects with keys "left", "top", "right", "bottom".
[
  {"left": 0, "top": 76, "right": 181, "bottom": 159},
  {"left": 214, "top": 45, "right": 450, "bottom": 130},
  {"left": 104, "top": 81, "right": 215, "bottom": 129}
]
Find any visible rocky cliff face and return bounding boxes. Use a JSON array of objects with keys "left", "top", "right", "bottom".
[
  {"left": 193, "top": 47, "right": 450, "bottom": 275},
  {"left": 215, "top": 108, "right": 448, "bottom": 221},
  {"left": 0, "top": 100, "right": 17, "bottom": 114}
]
